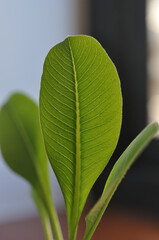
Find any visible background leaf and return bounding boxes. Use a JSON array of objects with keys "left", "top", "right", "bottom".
[
  {"left": 40, "top": 35, "right": 122, "bottom": 238},
  {"left": 83, "top": 122, "right": 159, "bottom": 240},
  {"left": 0, "top": 93, "right": 63, "bottom": 240},
  {"left": 0, "top": 93, "right": 50, "bottom": 194}
]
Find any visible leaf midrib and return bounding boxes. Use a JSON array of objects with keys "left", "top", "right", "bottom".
[{"left": 68, "top": 37, "right": 81, "bottom": 237}]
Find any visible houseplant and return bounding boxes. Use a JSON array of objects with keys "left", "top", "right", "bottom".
[{"left": 0, "top": 35, "right": 158, "bottom": 240}]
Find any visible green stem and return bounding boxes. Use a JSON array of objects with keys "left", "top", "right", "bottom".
[
  {"left": 70, "top": 227, "right": 77, "bottom": 240},
  {"left": 35, "top": 168, "right": 64, "bottom": 240},
  {"left": 44, "top": 192, "right": 64, "bottom": 240},
  {"left": 32, "top": 189, "right": 54, "bottom": 240},
  {"left": 43, "top": 217, "right": 54, "bottom": 240},
  {"left": 39, "top": 205, "right": 54, "bottom": 240}
]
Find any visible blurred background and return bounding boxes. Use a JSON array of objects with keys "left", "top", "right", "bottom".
[{"left": 0, "top": 0, "right": 159, "bottom": 239}]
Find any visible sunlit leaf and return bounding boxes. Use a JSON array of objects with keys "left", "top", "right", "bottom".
[
  {"left": 40, "top": 35, "right": 122, "bottom": 239},
  {"left": 84, "top": 122, "right": 159, "bottom": 240}
]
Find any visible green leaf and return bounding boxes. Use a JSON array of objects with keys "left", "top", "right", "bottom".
[
  {"left": 0, "top": 93, "right": 63, "bottom": 240},
  {"left": 83, "top": 122, "right": 159, "bottom": 240},
  {"left": 40, "top": 35, "right": 122, "bottom": 239},
  {"left": 0, "top": 93, "right": 49, "bottom": 193}
]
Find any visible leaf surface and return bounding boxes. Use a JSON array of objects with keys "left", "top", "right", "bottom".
[
  {"left": 40, "top": 35, "right": 122, "bottom": 238},
  {"left": 84, "top": 122, "right": 159, "bottom": 240}
]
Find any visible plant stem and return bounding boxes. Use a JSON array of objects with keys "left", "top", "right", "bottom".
[
  {"left": 44, "top": 193, "right": 64, "bottom": 240},
  {"left": 39, "top": 206, "right": 54, "bottom": 240},
  {"left": 70, "top": 227, "right": 77, "bottom": 240},
  {"left": 36, "top": 169, "right": 64, "bottom": 240},
  {"left": 32, "top": 189, "right": 54, "bottom": 240}
]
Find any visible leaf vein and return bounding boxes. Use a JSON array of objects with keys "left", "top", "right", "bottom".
[
  {"left": 46, "top": 140, "right": 74, "bottom": 169},
  {"left": 41, "top": 99, "right": 75, "bottom": 130},
  {"left": 42, "top": 77, "right": 75, "bottom": 111},
  {"left": 43, "top": 73, "right": 74, "bottom": 103},
  {"left": 41, "top": 110, "right": 74, "bottom": 135},
  {"left": 48, "top": 56, "right": 74, "bottom": 85},
  {"left": 45, "top": 67, "right": 74, "bottom": 93},
  {"left": 41, "top": 90, "right": 75, "bottom": 121},
  {"left": 44, "top": 129, "right": 75, "bottom": 156}
]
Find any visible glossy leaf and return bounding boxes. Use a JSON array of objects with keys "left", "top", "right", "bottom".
[
  {"left": 40, "top": 35, "right": 122, "bottom": 238},
  {"left": 84, "top": 122, "right": 159, "bottom": 240}
]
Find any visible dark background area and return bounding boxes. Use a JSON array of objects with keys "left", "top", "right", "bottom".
[{"left": 90, "top": 0, "right": 159, "bottom": 216}]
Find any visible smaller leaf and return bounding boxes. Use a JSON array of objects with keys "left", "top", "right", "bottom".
[
  {"left": 84, "top": 122, "right": 159, "bottom": 240},
  {"left": 0, "top": 93, "right": 50, "bottom": 195},
  {"left": 0, "top": 93, "right": 63, "bottom": 240}
]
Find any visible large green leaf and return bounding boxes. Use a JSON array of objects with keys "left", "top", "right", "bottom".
[
  {"left": 40, "top": 35, "right": 122, "bottom": 238},
  {"left": 83, "top": 122, "right": 159, "bottom": 240}
]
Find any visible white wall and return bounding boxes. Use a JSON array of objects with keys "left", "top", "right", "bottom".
[{"left": 0, "top": 0, "right": 79, "bottom": 222}]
